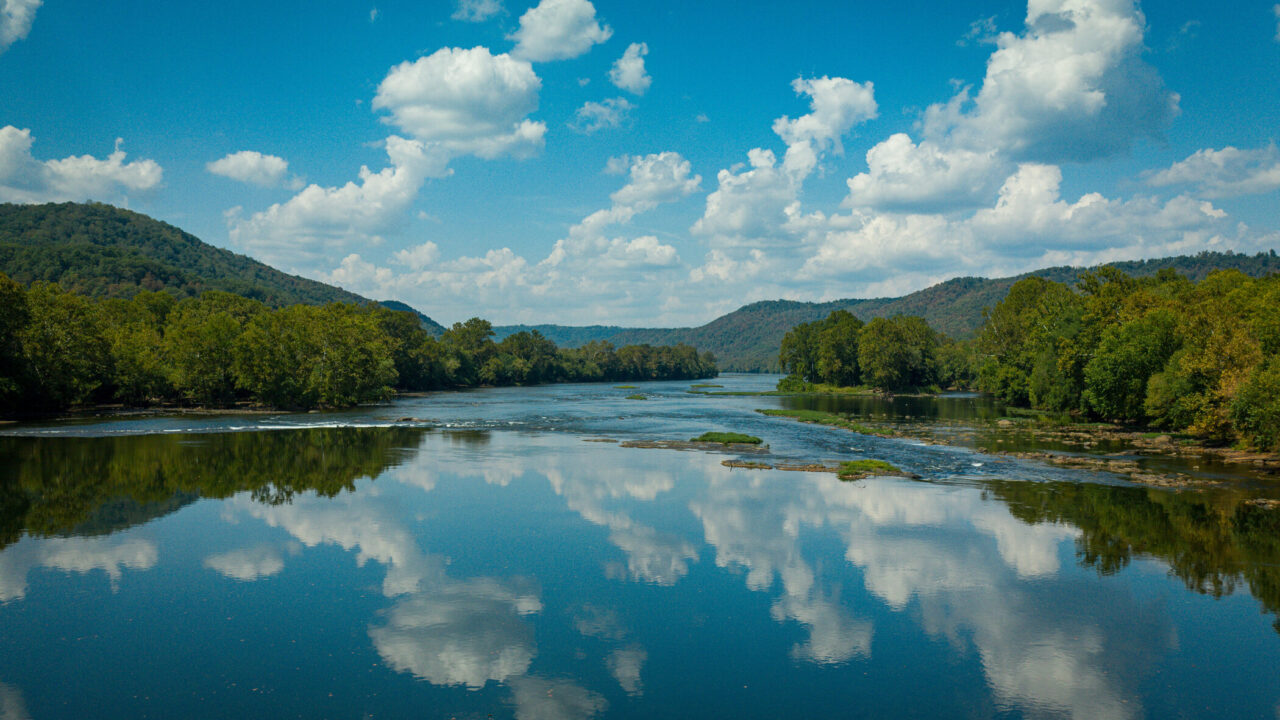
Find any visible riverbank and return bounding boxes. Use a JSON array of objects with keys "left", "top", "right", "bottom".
[
  {"left": 757, "top": 407, "right": 1280, "bottom": 489},
  {"left": 0, "top": 377, "right": 721, "bottom": 424}
]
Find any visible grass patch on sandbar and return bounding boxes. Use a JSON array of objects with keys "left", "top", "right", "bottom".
[
  {"left": 756, "top": 408, "right": 888, "bottom": 436},
  {"left": 838, "top": 459, "right": 901, "bottom": 479},
  {"left": 691, "top": 432, "right": 763, "bottom": 445},
  {"left": 625, "top": 394, "right": 647, "bottom": 400},
  {"left": 614, "top": 385, "right": 638, "bottom": 389}
]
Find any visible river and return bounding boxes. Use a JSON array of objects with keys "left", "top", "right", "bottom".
[{"left": 1, "top": 374, "right": 1277, "bottom": 719}]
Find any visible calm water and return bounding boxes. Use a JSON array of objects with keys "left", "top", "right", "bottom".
[{"left": 2, "top": 375, "right": 1278, "bottom": 719}]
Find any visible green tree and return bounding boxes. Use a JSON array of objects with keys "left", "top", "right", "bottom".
[
  {"left": 858, "top": 315, "right": 939, "bottom": 391},
  {"left": 779, "top": 321, "right": 819, "bottom": 382},
  {"left": 233, "top": 304, "right": 396, "bottom": 408},
  {"left": 442, "top": 317, "right": 496, "bottom": 384},
  {"left": 1083, "top": 309, "right": 1181, "bottom": 422},
  {"left": 497, "top": 330, "right": 561, "bottom": 384},
  {"left": 0, "top": 273, "right": 30, "bottom": 409},
  {"left": 163, "top": 292, "right": 265, "bottom": 405},
  {"left": 976, "top": 276, "right": 1080, "bottom": 405},
  {"left": 303, "top": 304, "right": 397, "bottom": 406},
  {"left": 1231, "top": 358, "right": 1280, "bottom": 451},
  {"left": 18, "top": 282, "right": 111, "bottom": 408},
  {"left": 815, "top": 310, "right": 862, "bottom": 386},
  {"left": 100, "top": 292, "right": 175, "bottom": 403}
]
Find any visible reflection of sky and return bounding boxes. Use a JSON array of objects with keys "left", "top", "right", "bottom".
[
  {"left": 0, "top": 681, "right": 31, "bottom": 720},
  {"left": 2, "top": 429, "right": 1278, "bottom": 718}
]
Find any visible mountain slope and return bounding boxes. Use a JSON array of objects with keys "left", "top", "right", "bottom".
[
  {"left": 0, "top": 202, "right": 371, "bottom": 307},
  {"left": 377, "top": 299, "right": 447, "bottom": 335}
]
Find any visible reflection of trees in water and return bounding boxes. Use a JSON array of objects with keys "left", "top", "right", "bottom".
[
  {"left": 0, "top": 427, "right": 429, "bottom": 548},
  {"left": 985, "top": 479, "right": 1280, "bottom": 631},
  {"left": 781, "top": 393, "right": 1007, "bottom": 423}
]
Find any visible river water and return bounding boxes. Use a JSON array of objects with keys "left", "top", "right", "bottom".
[{"left": 1, "top": 374, "right": 1278, "bottom": 719}]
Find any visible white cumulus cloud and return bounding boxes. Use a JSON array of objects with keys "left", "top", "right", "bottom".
[
  {"left": 0, "top": 126, "right": 162, "bottom": 203},
  {"left": 207, "top": 150, "right": 293, "bottom": 188},
  {"left": 393, "top": 241, "right": 442, "bottom": 270},
  {"left": 845, "top": 133, "right": 1003, "bottom": 212},
  {"left": 804, "top": 162, "right": 1236, "bottom": 283},
  {"left": 571, "top": 97, "right": 633, "bottom": 134},
  {"left": 228, "top": 135, "right": 447, "bottom": 270},
  {"left": 374, "top": 46, "right": 546, "bottom": 159},
  {"left": 772, "top": 76, "right": 878, "bottom": 161},
  {"left": 608, "top": 42, "right": 651, "bottom": 95},
  {"left": 923, "top": 0, "right": 1180, "bottom": 162},
  {"left": 323, "top": 152, "right": 699, "bottom": 325},
  {"left": 695, "top": 76, "right": 876, "bottom": 245},
  {"left": 608, "top": 151, "right": 701, "bottom": 210},
  {"left": 692, "top": 148, "right": 799, "bottom": 242},
  {"left": 0, "top": 0, "right": 40, "bottom": 53},
  {"left": 1146, "top": 144, "right": 1280, "bottom": 198},
  {"left": 509, "top": 0, "right": 611, "bottom": 62}
]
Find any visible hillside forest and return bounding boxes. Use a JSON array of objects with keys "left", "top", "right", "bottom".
[
  {"left": 0, "top": 273, "right": 716, "bottom": 415},
  {"left": 777, "top": 268, "right": 1280, "bottom": 452}
]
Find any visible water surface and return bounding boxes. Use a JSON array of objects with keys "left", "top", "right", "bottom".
[{"left": 2, "top": 376, "right": 1278, "bottom": 719}]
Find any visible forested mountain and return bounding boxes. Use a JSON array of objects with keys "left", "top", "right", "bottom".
[
  {"left": 508, "top": 251, "right": 1280, "bottom": 371},
  {"left": 0, "top": 202, "right": 369, "bottom": 307},
  {"left": 0, "top": 201, "right": 450, "bottom": 329}
]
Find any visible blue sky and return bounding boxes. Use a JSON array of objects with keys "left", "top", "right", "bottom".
[{"left": 2, "top": 0, "right": 1278, "bottom": 326}]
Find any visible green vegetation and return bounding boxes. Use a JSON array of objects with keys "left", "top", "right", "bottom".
[
  {"left": 771, "top": 379, "right": 877, "bottom": 395},
  {"left": 614, "top": 385, "right": 638, "bottom": 389},
  {"left": 756, "top": 408, "right": 887, "bottom": 436},
  {"left": 838, "top": 459, "right": 901, "bottom": 479},
  {"left": 625, "top": 394, "right": 647, "bottom": 400},
  {"left": 690, "top": 383, "right": 723, "bottom": 388},
  {"left": 975, "top": 267, "right": 1280, "bottom": 450},
  {"left": 777, "top": 310, "right": 970, "bottom": 392},
  {"left": 691, "top": 432, "right": 763, "bottom": 445},
  {"left": 0, "top": 274, "right": 718, "bottom": 415}
]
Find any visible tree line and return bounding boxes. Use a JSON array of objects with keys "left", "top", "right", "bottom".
[
  {"left": 0, "top": 274, "right": 717, "bottom": 414},
  {"left": 777, "top": 309, "right": 973, "bottom": 392},
  {"left": 778, "top": 267, "right": 1280, "bottom": 451}
]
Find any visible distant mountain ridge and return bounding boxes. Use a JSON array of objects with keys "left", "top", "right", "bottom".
[
  {"left": 0, "top": 203, "right": 442, "bottom": 330},
  {"left": 496, "top": 251, "right": 1280, "bottom": 371}
]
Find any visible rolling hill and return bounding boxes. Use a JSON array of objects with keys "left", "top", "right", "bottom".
[{"left": 0, "top": 202, "right": 441, "bottom": 328}]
